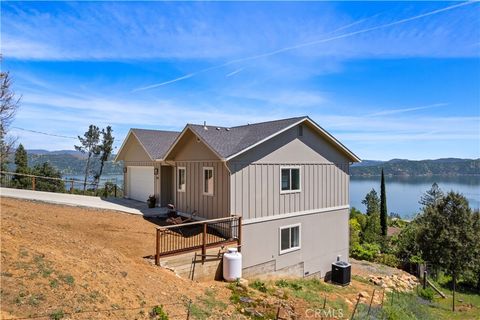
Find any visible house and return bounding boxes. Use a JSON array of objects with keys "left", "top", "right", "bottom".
[{"left": 115, "top": 116, "right": 360, "bottom": 278}]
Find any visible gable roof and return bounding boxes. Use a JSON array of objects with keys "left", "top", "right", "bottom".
[
  {"left": 116, "top": 116, "right": 360, "bottom": 163},
  {"left": 115, "top": 129, "right": 180, "bottom": 161},
  {"left": 164, "top": 116, "right": 361, "bottom": 162},
  {"left": 186, "top": 116, "right": 306, "bottom": 159}
]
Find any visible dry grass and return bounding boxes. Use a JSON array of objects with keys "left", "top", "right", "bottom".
[{"left": 0, "top": 197, "right": 235, "bottom": 319}]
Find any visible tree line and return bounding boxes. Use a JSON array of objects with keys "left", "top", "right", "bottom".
[{"left": 350, "top": 172, "right": 480, "bottom": 311}]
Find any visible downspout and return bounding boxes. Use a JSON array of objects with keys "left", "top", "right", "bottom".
[{"left": 222, "top": 159, "right": 232, "bottom": 217}]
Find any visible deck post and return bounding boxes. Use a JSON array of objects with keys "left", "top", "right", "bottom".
[
  {"left": 32, "top": 177, "right": 36, "bottom": 191},
  {"left": 237, "top": 216, "right": 242, "bottom": 252},
  {"left": 70, "top": 180, "right": 74, "bottom": 193},
  {"left": 202, "top": 223, "right": 207, "bottom": 262},
  {"left": 155, "top": 228, "right": 161, "bottom": 266}
]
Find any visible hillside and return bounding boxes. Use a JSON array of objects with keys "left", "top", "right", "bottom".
[
  {"left": 1, "top": 197, "right": 478, "bottom": 319},
  {"left": 351, "top": 158, "right": 480, "bottom": 177},
  {"left": 6, "top": 150, "right": 123, "bottom": 176}
]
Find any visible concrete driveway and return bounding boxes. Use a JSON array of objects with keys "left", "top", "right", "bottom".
[{"left": 0, "top": 187, "right": 167, "bottom": 217}]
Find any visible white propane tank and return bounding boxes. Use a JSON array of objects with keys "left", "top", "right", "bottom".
[{"left": 223, "top": 247, "right": 242, "bottom": 282}]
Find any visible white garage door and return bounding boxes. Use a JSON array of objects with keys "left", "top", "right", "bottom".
[{"left": 128, "top": 166, "right": 154, "bottom": 202}]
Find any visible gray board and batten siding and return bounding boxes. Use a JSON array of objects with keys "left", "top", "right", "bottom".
[{"left": 228, "top": 123, "right": 351, "bottom": 222}]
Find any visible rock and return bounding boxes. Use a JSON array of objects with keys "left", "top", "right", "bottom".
[{"left": 238, "top": 278, "right": 249, "bottom": 289}]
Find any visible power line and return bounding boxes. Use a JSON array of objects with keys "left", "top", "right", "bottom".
[{"left": 11, "top": 127, "right": 77, "bottom": 139}]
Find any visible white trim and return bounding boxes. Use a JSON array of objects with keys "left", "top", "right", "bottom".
[
  {"left": 203, "top": 166, "right": 214, "bottom": 196},
  {"left": 279, "top": 223, "right": 301, "bottom": 255},
  {"left": 177, "top": 167, "right": 186, "bottom": 192},
  {"left": 225, "top": 117, "right": 361, "bottom": 162},
  {"left": 280, "top": 166, "right": 301, "bottom": 194},
  {"left": 242, "top": 205, "right": 350, "bottom": 225}
]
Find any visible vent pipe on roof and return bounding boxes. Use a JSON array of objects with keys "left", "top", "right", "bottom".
[{"left": 203, "top": 121, "right": 208, "bottom": 130}]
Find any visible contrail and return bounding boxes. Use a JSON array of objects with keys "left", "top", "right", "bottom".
[
  {"left": 132, "top": 15, "right": 375, "bottom": 92},
  {"left": 133, "top": 1, "right": 475, "bottom": 92},
  {"left": 226, "top": 68, "right": 245, "bottom": 77},
  {"left": 368, "top": 103, "right": 448, "bottom": 117}
]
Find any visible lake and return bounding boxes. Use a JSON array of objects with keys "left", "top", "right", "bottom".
[
  {"left": 351, "top": 175, "right": 480, "bottom": 219},
  {"left": 70, "top": 174, "right": 480, "bottom": 219}
]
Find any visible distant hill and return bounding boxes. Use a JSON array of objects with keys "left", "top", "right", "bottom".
[
  {"left": 6, "top": 150, "right": 123, "bottom": 176},
  {"left": 5, "top": 150, "right": 479, "bottom": 178},
  {"left": 351, "top": 158, "right": 480, "bottom": 177}
]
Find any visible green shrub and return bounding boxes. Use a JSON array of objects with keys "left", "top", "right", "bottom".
[
  {"left": 275, "top": 279, "right": 289, "bottom": 288},
  {"left": 350, "top": 242, "right": 380, "bottom": 261},
  {"left": 49, "top": 310, "right": 64, "bottom": 320},
  {"left": 250, "top": 280, "right": 268, "bottom": 293},
  {"left": 150, "top": 305, "right": 169, "bottom": 320},
  {"left": 375, "top": 253, "right": 400, "bottom": 267},
  {"left": 417, "top": 287, "right": 435, "bottom": 301}
]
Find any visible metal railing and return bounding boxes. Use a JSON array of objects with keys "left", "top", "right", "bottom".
[
  {"left": 0, "top": 171, "right": 123, "bottom": 197},
  {"left": 155, "top": 215, "right": 242, "bottom": 265}
]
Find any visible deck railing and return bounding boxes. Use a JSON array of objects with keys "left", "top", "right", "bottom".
[
  {"left": 0, "top": 170, "right": 122, "bottom": 197},
  {"left": 155, "top": 215, "right": 242, "bottom": 265}
]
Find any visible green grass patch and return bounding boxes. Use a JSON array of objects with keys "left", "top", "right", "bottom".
[
  {"left": 59, "top": 274, "right": 75, "bottom": 286},
  {"left": 49, "top": 310, "right": 64, "bottom": 320},
  {"left": 188, "top": 288, "right": 228, "bottom": 319}
]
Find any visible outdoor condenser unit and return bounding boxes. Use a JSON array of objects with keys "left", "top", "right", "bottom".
[{"left": 331, "top": 256, "right": 351, "bottom": 286}]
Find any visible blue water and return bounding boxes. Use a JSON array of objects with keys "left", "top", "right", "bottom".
[{"left": 350, "top": 175, "right": 480, "bottom": 219}]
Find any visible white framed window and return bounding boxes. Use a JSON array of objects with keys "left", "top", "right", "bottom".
[
  {"left": 280, "top": 167, "right": 301, "bottom": 193},
  {"left": 177, "top": 167, "right": 186, "bottom": 192},
  {"left": 203, "top": 167, "right": 214, "bottom": 196},
  {"left": 279, "top": 224, "right": 301, "bottom": 254}
]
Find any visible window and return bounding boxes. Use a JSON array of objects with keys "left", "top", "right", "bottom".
[
  {"left": 203, "top": 167, "right": 214, "bottom": 196},
  {"left": 281, "top": 167, "right": 301, "bottom": 193},
  {"left": 280, "top": 224, "right": 301, "bottom": 254},
  {"left": 177, "top": 167, "right": 186, "bottom": 192}
]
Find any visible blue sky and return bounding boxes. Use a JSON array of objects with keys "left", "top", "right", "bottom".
[{"left": 2, "top": 1, "right": 479, "bottom": 160}]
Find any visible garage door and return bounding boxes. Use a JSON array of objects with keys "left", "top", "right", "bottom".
[{"left": 128, "top": 166, "right": 154, "bottom": 202}]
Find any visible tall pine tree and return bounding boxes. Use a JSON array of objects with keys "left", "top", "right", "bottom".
[
  {"left": 380, "top": 169, "right": 388, "bottom": 237},
  {"left": 13, "top": 144, "right": 30, "bottom": 188},
  {"left": 75, "top": 125, "right": 101, "bottom": 191}
]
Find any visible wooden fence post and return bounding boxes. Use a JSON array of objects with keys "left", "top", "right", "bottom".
[
  {"left": 70, "top": 180, "right": 74, "bottom": 193},
  {"left": 423, "top": 270, "right": 427, "bottom": 289},
  {"left": 237, "top": 216, "right": 242, "bottom": 252},
  {"left": 186, "top": 299, "right": 192, "bottom": 320},
  {"left": 202, "top": 223, "right": 207, "bottom": 263},
  {"left": 367, "top": 289, "right": 376, "bottom": 316},
  {"left": 32, "top": 177, "right": 36, "bottom": 191},
  {"left": 155, "top": 228, "right": 160, "bottom": 266},
  {"left": 350, "top": 294, "right": 361, "bottom": 320}
]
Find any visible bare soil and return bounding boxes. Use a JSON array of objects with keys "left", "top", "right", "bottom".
[{"left": 0, "top": 197, "right": 235, "bottom": 319}]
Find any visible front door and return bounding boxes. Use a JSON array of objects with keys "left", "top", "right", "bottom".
[{"left": 160, "top": 166, "right": 173, "bottom": 207}]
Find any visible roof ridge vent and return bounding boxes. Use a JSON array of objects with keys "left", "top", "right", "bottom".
[
  {"left": 216, "top": 127, "right": 220, "bottom": 131},
  {"left": 226, "top": 128, "right": 230, "bottom": 131}
]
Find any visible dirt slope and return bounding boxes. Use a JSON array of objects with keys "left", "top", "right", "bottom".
[{"left": 0, "top": 197, "right": 234, "bottom": 319}]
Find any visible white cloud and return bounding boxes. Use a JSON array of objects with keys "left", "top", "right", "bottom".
[{"left": 2, "top": 2, "right": 478, "bottom": 62}]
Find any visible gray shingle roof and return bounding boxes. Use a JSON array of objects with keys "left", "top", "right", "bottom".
[
  {"left": 131, "top": 129, "right": 180, "bottom": 160},
  {"left": 187, "top": 116, "right": 307, "bottom": 159}
]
